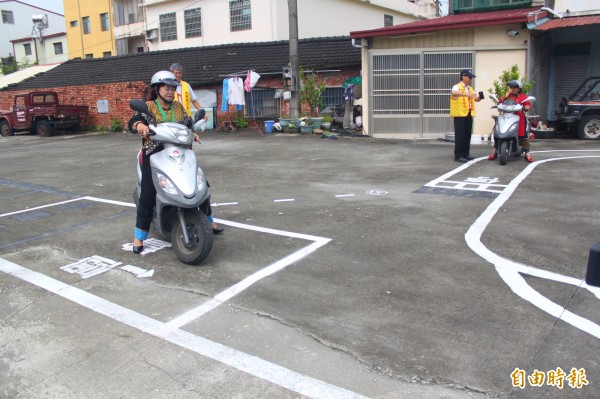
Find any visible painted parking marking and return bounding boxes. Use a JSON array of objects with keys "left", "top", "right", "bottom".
[
  {"left": 120, "top": 265, "right": 154, "bottom": 278},
  {"left": 121, "top": 238, "right": 172, "bottom": 255},
  {"left": 0, "top": 197, "right": 84, "bottom": 218},
  {"left": 274, "top": 198, "right": 295, "bottom": 202},
  {"left": 61, "top": 255, "right": 122, "bottom": 279},
  {"left": 465, "top": 152, "right": 600, "bottom": 339},
  {"left": 211, "top": 202, "right": 239, "bottom": 207},
  {"left": 366, "top": 189, "right": 388, "bottom": 196},
  {"left": 0, "top": 258, "right": 366, "bottom": 399},
  {"left": 335, "top": 194, "right": 355, "bottom": 198}
]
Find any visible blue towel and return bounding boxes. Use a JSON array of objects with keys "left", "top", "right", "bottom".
[{"left": 221, "top": 79, "right": 229, "bottom": 112}]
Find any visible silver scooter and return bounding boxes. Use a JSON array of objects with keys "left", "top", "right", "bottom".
[
  {"left": 130, "top": 99, "right": 213, "bottom": 265},
  {"left": 489, "top": 94, "right": 536, "bottom": 165}
]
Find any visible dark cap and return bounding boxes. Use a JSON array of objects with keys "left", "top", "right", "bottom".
[{"left": 460, "top": 70, "right": 476, "bottom": 78}]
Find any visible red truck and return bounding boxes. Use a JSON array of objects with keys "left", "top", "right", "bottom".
[{"left": 0, "top": 91, "right": 89, "bottom": 137}]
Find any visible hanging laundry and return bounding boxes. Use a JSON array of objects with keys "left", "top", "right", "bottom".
[
  {"left": 228, "top": 77, "right": 245, "bottom": 107},
  {"left": 244, "top": 70, "right": 261, "bottom": 92},
  {"left": 221, "top": 79, "right": 229, "bottom": 112}
]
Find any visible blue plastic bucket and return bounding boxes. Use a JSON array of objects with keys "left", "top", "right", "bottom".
[{"left": 264, "top": 120, "right": 275, "bottom": 133}]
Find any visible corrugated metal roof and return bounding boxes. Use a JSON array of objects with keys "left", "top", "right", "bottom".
[
  {"left": 351, "top": 7, "right": 544, "bottom": 38},
  {"left": 0, "top": 64, "right": 60, "bottom": 90},
  {"left": 534, "top": 15, "right": 600, "bottom": 31}
]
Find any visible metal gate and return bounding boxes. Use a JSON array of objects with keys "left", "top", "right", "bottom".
[{"left": 370, "top": 51, "right": 473, "bottom": 137}]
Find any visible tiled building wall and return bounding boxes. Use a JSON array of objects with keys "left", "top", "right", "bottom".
[{"left": 0, "top": 68, "right": 360, "bottom": 130}]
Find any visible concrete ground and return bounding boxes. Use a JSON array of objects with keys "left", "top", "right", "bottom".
[{"left": 0, "top": 129, "right": 599, "bottom": 399}]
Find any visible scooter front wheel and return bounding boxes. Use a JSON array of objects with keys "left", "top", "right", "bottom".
[
  {"left": 171, "top": 209, "right": 213, "bottom": 265},
  {"left": 498, "top": 141, "right": 508, "bottom": 166}
]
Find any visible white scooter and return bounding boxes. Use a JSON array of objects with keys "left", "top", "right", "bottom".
[
  {"left": 489, "top": 94, "right": 536, "bottom": 166},
  {"left": 130, "top": 99, "right": 213, "bottom": 265}
]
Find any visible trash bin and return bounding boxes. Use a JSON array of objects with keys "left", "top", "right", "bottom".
[{"left": 264, "top": 120, "right": 275, "bottom": 133}]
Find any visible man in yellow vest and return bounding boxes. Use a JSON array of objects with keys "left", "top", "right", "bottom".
[
  {"left": 170, "top": 63, "right": 204, "bottom": 117},
  {"left": 450, "top": 69, "right": 481, "bottom": 163}
]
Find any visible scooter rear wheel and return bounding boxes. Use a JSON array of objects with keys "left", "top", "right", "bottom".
[
  {"left": 498, "top": 141, "right": 508, "bottom": 166},
  {"left": 171, "top": 209, "right": 213, "bottom": 265}
]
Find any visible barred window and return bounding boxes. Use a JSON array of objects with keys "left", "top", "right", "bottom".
[
  {"left": 244, "top": 89, "right": 280, "bottom": 118},
  {"left": 100, "top": 13, "right": 109, "bottom": 31},
  {"left": 384, "top": 14, "right": 393, "bottom": 27},
  {"left": 230, "top": 0, "right": 251, "bottom": 32},
  {"left": 82, "top": 16, "right": 91, "bottom": 34},
  {"left": 321, "top": 87, "right": 344, "bottom": 110},
  {"left": 160, "top": 12, "right": 177, "bottom": 41},
  {"left": 2, "top": 10, "right": 14, "bottom": 24},
  {"left": 185, "top": 8, "right": 202, "bottom": 38}
]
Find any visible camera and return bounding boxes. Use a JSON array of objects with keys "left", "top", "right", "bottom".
[{"left": 506, "top": 30, "right": 519, "bottom": 37}]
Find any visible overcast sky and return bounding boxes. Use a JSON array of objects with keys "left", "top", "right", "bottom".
[{"left": 21, "top": 0, "right": 64, "bottom": 14}]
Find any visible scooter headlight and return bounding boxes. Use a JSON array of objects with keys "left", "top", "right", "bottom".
[
  {"left": 196, "top": 168, "right": 206, "bottom": 191},
  {"left": 156, "top": 171, "right": 178, "bottom": 195},
  {"left": 166, "top": 125, "right": 191, "bottom": 143}
]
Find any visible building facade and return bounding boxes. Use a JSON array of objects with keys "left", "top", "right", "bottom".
[
  {"left": 0, "top": 0, "right": 66, "bottom": 64},
  {"left": 142, "top": 0, "right": 422, "bottom": 52},
  {"left": 64, "top": 0, "right": 116, "bottom": 59}
]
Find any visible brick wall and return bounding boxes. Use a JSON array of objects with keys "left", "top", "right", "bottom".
[{"left": 0, "top": 67, "right": 360, "bottom": 130}]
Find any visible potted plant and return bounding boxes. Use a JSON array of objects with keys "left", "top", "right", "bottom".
[
  {"left": 320, "top": 115, "right": 333, "bottom": 130},
  {"left": 299, "top": 67, "right": 325, "bottom": 128},
  {"left": 233, "top": 116, "right": 249, "bottom": 130},
  {"left": 284, "top": 121, "right": 300, "bottom": 133}
]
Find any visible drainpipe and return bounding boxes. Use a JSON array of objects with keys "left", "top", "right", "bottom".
[{"left": 540, "top": 7, "right": 563, "bottom": 19}]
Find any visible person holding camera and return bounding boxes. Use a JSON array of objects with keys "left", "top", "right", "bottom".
[{"left": 450, "top": 70, "right": 481, "bottom": 163}]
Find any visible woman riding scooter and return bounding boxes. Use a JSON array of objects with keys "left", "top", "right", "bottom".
[
  {"left": 488, "top": 80, "right": 534, "bottom": 163},
  {"left": 128, "top": 71, "right": 220, "bottom": 254}
]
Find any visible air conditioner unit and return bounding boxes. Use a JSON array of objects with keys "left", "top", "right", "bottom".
[{"left": 146, "top": 29, "right": 158, "bottom": 40}]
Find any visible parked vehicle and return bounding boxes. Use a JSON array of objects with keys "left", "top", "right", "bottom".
[
  {"left": 0, "top": 91, "right": 88, "bottom": 137},
  {"left": 489, "top": 93, "right": 536, "bottom": 166},
  {"left": 555, "top": 76, "right": 600, "bottom": 139},
  {"left": 130, "top": 99, "right": 213, "bottom": 265}
]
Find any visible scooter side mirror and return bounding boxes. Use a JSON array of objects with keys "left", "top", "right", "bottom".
[
  {"left": 523, "top": 96, "right": 536, "bottom": 103},
  {"left": 130, "top": 99, "right": 149, "bottom": 114},
  {"left": 488, "top": 93, "right": 499, "bottom": 103}
]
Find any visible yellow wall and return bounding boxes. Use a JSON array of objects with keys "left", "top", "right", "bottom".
[{"left": 64, "top": 0, "right": 115, "bottom": 59}]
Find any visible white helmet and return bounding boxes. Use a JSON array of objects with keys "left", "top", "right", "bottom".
[
  {"left": 150, "top": 71, "right": 180, "bottom": 88},
  {"left": 508, "top": 80, "right": 523, "bottom": 90}
]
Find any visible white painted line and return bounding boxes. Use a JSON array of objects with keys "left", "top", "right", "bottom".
[
  {"left": 83, "top": 196, "right": 135, "bottom": 208},
  {"left": 0, "top": 258, "right": 366, "bottom": 399},
  {"left": 335, "top": 194, "right": 355, "bottom": 198},
  {"left": 121, "top": 265, "right": 154, "bottom": 278},
  {"left": 274, "top": 199, "right": 295, "bottom": 202},
  {"left": 164, "top": 239, "right": 330, "bottom": 331},
  {"left": 213, "top": 218, "right": 328, "bottom": 242},
  {"left": 0, "top": 197, "right": 85, "bottom": 218},
  {"left": 211, "top": 202, "right": 239, "bottom": 207},
  {"left": 465, "top": 155, "right": 600, "bottom": 339}
]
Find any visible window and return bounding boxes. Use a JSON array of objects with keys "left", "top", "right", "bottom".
[
  {"left": 53, "top": 42, "right": 63, "bottom": 55},
  {"left": 23, "top": 43, "right": 32, "bottom": 56},
  {"left": 185, "top": 8, "right": 202, "bottom": 38},
  {"left": 15, "top": 96, "right": 25, "bottom": 107},
  {"left": 100, "top": 13, "right": 109, "bottom": 31},
  {"left": 128, "top": 13, "right": 136, "bottom": 23},
  {"left": 244, "top": 89, "right": 280, "bottom": 117},
  {"left": 85, "top": 53, "right": 93, "bottom": 59},
  {"left": 230, "top": 0, "right": 251, "bottom": 32},
  {"left": 82, "top": 16, "right": 91, "bottom": 34},
  {"left": 103, "top": 51, "right": 111, "bottom": 58},
  {"left": 384, "top": 14, "right": 393, "bottom": 27},
  {"left": 70, "top": 20, "right": 78, "bottom": 27},
  {"left": 137, "top": 47, "right": 144, "bottom": 53},
  {"left": 321, "top": 87, "right": 345, "bottom": 111},
  {"left": 160, "top": 12, "right": 177, "bottom": 41},
  {"left": 2, "top": 10, "right": 14, "bottom": 24}
]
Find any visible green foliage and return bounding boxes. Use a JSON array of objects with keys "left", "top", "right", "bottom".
[
  {"left": 489, "top": 64, "right": 535, "bottom": 98},
  {"left": 109, "top": 118, "right": 123, "bottom": 132},
  {"left": 233, "top": 117, "right": 249, "bottom": 129},
  {"left": 96, "top": 125, "right": 105, "bottom": 132},
  {"left": 1, "top": 57, "right": 37, "bottom": 75},
  {"left": 299, "top": 67, "right": 326, "bottom": 117},
  {"left": 321, "top": 115, "right": 333, "bottom": 123}
]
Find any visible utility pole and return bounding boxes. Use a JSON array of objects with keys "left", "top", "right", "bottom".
[{"left": 288, "top": 0, "right": 300, "bottom": 119}]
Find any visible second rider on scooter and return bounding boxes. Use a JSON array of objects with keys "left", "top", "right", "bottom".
[
  {"left": 488, "top": 80, "right": 534, "bottom": 163},
  {"left": 128, "top": 70, "right": 207, "bottom": 254}
]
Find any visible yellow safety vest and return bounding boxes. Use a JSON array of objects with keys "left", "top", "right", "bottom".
[
  {"left": 178, "top": 80, "right": 193, "bottom": 116},
  {"left": 450, "top": 83, "right": 475, "bottom": 117}
]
